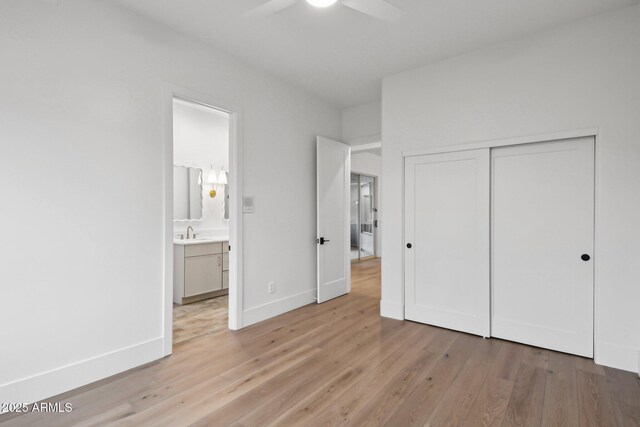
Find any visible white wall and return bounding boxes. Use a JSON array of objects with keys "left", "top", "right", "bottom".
[
  {"left": 173, "top": 98, "right": 229, "bottom": 234},
  {"left": 351, "top": 151, "right": 382, "bottom": 257},
  {"left": 382, "top": 4, "right": 640, "bottom": 372},
  {"left": 0, "top": 0, "right": 340, "bottom": 404},
  {"left": 342, "top": 101, "right": 381, "bottom": 145},
  {"left": 351, "top": 151, "right": 381, "bottom": 177}
]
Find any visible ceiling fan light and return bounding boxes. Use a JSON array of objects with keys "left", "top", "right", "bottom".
[{"left": 306, "top": 0, "right": 338, "bottom": 8}]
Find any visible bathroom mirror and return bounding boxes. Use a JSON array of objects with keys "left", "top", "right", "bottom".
[{"left": 174, "top": 165, "right": 203, "bottom": 221}]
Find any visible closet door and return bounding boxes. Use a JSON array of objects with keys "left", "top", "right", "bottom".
[
  {"left": 404, "top": 149, "right": 490, "bottom": 337},
  {"left": 491, "top": 137, "right": 594, "bottom": 357}
]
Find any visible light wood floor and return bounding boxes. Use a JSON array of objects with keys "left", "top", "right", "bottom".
[
  {"left": 2, "top": 258, "right": 639, "bottom": 426},
  {"left": 173, "top": 295, "right": 229, "bottom": 345}
]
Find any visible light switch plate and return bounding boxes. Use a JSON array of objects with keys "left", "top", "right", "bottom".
[{"left": 243, "top": 196, "right": 255, "bottom": 213}]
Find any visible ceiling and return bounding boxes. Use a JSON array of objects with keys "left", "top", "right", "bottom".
[{"left": 112, "top": 0, "right": 638, "bottom": 108}]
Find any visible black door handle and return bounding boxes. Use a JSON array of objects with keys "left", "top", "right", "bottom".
[
  {"left": 317, "top": 237, "right": 330, "bottom": 245},
  {"left": 581, "top": 254, "right": 591, "bottom": 261},
  {"left": 406, "top": 243, "right": 412, "bottom": 249}
]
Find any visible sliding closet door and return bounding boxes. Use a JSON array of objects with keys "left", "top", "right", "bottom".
[
  {"left": 491, "top": 137, "right": 594, "bottom": 357},
  {"left": 404, "top": 149, "right": 490, "bottom": 337}
]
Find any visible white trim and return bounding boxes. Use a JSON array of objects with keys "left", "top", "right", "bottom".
[
  {"left": 0, "top": 338, "right": 163, "bottom": 405},
  {"left": 243, "top": 289, "right": 316, "bottom": 327},
  {"left": 595, "top": 341, "right": 640, "bottom": 373},
  {"left": 380, "top": 300, "right": 404, "bottom": 320},
  {"left": 350, "top": 171, "right": 377, "bottom": 179},
  {"left": 402, "top": 127, "right": 599, "bottom": 157},
  {"left": 398, "top": 152, "right": 406, "bottom": 318},
  {"left": 351, "top": 141, "right": 382, "bottom": 152},
  {"left": 162, "top": 83, "right": 245, "bottom": 358},
  {"left": 593, "top": 133, "right": 601, "bottom": 361},
  {"left": 228, "top": 104, "right": 245, "bottom": 331}
]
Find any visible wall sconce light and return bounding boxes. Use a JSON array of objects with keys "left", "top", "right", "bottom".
[
  {"left": 218, "top": 169, "right": 227, "bottom": 186},
  {"left": 206, "top": 165, "right": 227, "bottom": 198},
  {"left": 207, "top": 165, "right": 218, "bottom": 198}
]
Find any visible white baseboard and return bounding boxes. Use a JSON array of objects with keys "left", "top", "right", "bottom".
[
  {"left": 242, "top": 289, "right": 316, "bottom": 328},
  {"left": 594, "top": 341, "right": 640, "bottom": 373},
  {"left": 0, "top": 337, "right": 164, "bottom": 406},
  {"left": 380, "top": 300, "right": 404, "bottom": 320}
]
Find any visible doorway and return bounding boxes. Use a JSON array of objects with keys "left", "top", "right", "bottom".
[
  {"left": 163, "top": 84, "right": 244, "bottom": 356},
  {"left": 350, "top": 173, "right": 377, "bottom": 262},
  {"left": 171, "top": 97, "right": 230, "bottom": 345}
]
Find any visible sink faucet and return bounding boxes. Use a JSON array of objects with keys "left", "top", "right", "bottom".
[{"left": 186, "top": 226, "right": 194, "bottom": 239}]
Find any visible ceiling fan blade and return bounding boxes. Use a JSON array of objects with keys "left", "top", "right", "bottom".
[
  {"left": 342, "top": 0, "right": 404, "bottom": 21},
  {"left": 245, "top": 0, "right": 298, "bottom": 17}
]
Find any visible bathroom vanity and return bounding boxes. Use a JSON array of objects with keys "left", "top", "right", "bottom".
[{"left": 173, "top": 237, "right": 229, "bottom": 305}]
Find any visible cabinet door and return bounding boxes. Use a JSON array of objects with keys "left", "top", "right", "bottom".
[
  {"left": 185, "top": 242, "right": 222, "bottom": 257},
  {"left": 185, "top": 255, "right": 223, "bottom": 297},
  {"left": 222, "top": 253, "right": 229, "bottom": 271}
]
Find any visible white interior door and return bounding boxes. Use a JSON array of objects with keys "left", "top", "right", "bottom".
[
  {"left": 404, "top": 149, "right": 490, "bottom": 336},
  {"left": 491, "top": 137, "right": 594, "bottom": 357},
  {"left": 317, "top": 136, "right": 351, "bottom": 303}
]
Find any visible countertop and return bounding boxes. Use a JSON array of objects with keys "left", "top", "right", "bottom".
[{"left": 173, "top": 236, "right": 229, "bottom": 246}]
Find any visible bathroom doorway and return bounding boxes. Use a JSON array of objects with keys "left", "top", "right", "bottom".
[
  {"left": 163, "top": 84, "right": 244, "bottom": 356},
  {"left": 171, "top": 97, "right": 231, "bottom": 345},
  {"left": 350, "top": 173, "right": 377, "bottom": 262}
]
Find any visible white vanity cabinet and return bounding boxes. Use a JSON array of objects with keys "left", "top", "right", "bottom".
[{"left": 174, "top": 240, "right": 229, "bottom": 304}]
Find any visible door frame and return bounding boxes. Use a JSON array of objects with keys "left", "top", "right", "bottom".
[
  {"left": 401, "top": 127, "right": 599, "bottom": 356},
  {"left": 350, "top": 171, "right": 378, "bottom": 262},
  {"left": 162, "top": 83, "right": 245, "bottom": 357}
]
